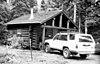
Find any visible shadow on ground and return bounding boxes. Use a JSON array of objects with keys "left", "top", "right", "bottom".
[
  {"left": 94, "top": 53, "right": 100, "bottom": 55},
  {"left": 49, "top": 51, "right": 94, "bottom": 60}
]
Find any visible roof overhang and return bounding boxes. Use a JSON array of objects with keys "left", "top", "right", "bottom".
[
  {"left": 5, "top": 10, "right": 62, "bottom": 25},
  {"left": 5, "top": 10, "right": 78, "bottom": 29}
]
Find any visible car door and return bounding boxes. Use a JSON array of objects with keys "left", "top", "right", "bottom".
[
  {"left": 57, "top": 34, "right": 76, "bottom": 50},
  {"left": 56, "top": 35, "right": 68, "bottom": 50},
  {"left": 50, "top": 34, "right": 60, "bottom": 49}
]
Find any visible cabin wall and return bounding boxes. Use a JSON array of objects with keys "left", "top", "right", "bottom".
[
  {"left": 7, "top": 24, "right": 61, "bottom": 49},
  {"left": 31, "top": 25, "right": 43, "bottom": 48},
  {"left": 7, "top": 24, "right": 30, "bottom": 48},
  {"left": 7, "top": 24, "right": 43, "bottom": 48}
]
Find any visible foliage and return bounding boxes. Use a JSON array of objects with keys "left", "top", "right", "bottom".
[
  {"left": 12, "top": 0, "right": 33, "bottom": 19},
  {"left": 0, "top": 25, "right": 8, "bottom": 45},
  {"left": 0, "top": 2, "right": 11, "bottom": 23},
  {"left": 0, "top": 1, "right": 10, "bottom": 45}
]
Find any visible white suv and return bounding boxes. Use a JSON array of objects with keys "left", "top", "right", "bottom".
[{"left": 44, "top": 33, "right": 95, "bottom": 59}]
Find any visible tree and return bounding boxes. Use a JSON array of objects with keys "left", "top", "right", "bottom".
[
  {"left": 55, "top": 0, "right": 99, "bottom": 34},
  {"left": 10, "top": 0, "right": 37, "bottom": 19},
  {"left": 0, "top": 1, "right": 9, "bottom": 45}
]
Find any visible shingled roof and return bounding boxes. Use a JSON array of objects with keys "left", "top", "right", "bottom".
[
  {"left": 5, "top": 10, "right": 78, "bottom": 29},
  {"left": 6, "top": 10, "right": 62, "bottom": 25}
]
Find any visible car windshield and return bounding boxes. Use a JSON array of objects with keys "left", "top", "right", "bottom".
[{"left": 79, "top": 35, "right": 93, "bottom": 42}]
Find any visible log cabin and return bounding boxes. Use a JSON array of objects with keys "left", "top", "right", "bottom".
[{"left": 5, "top": 10, "right": 78, "bottom": 49}]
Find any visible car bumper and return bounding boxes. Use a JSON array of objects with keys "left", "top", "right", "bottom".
[
  {"left": 75, "top": 49, "right": 95, "bottom": 54},
  {"left": 78, "top": 51, "right": 95, "bottom": 54}
]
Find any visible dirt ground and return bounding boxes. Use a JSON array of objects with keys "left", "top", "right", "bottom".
[{"left": 0, "top": 46, "right": 100, "bottom": 64}]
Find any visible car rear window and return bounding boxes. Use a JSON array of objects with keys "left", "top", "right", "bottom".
[{"left": 79, "top": 36, "right": 93, "bottom": 42}]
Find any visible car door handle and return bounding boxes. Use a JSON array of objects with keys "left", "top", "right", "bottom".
[{"left": 83, "top": 45, "right": 90, "bottom": 46}]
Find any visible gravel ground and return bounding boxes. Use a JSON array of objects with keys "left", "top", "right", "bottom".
[{"left": 0, "top": 46, "right": 100, "bottom": 64}]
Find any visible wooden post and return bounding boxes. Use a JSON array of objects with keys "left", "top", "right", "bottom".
[
  {"left": 79, "top": 13, "right": 81, "bottom": 33},
  {"left": 52, "top": 18, "right": 55, "bottom": 26},
  {"left": 85, "top": 20, "right": 87, "bottom": 34},
  {"left": 59, "top": 14, "right": 63, "bottom": 27},
  {"left": 67, "top": 20, "right": 69, "bottom": 29},
  {"left": 42, "top": 23, "right": 46, "bottom": 49},
  {"left": 73, "top": 3, "right": 76, "bottom": 23},
  {"left": 67, "top": 20, "right": 70, "bottom": 40},
  {"left": 29, "top": 25, "right": 33, "bottom": 60},
  {"left": 79, "top": 18, "right": 81, "bottom": 33}
]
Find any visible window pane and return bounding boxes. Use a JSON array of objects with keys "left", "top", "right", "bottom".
[
  {"left": 81, "top": 36, "right": 92, "bottom": 39},
  {"left": 59, "top": 35, "right": 67, "bottom": 41},
  {"left": 79, "top": 36, "right": 93, "bottom": 42},
  {"left": 70, "top": 34, "right": 75, "bottom": 40},
  {"left": 54, "top": 35, "right": 59, "bottom": 40},
  {"left": 79, "top": 38, "right": 92, "bottom": 42}
]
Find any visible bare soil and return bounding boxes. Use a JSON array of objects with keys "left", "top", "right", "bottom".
[{"left": 0, "top": 46, "right": 100, "bottom": 64}]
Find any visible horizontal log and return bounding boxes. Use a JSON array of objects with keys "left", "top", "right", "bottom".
[{"left": 41, "top": 25, "right": 76, "bottom": 30}]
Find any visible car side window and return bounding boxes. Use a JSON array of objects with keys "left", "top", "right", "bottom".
[
  {"left": 70, "top": 34, "right": 75, "bottom": 40},
  {"left": 59, "top": 35, "right": 67, "bottom": 41},
  {"left": 53, "top": 35, "right": 60, "bottom": 40}
]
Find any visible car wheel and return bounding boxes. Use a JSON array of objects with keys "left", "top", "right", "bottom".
[
  {"left": 44, "top": 44, "right": 50, "bottom": 53},
  {"left": 80, "top": 54, "right": 88, "bottom": 59},
  {"left": 63, "top": 48, "right": 70, "bottom": 59}
]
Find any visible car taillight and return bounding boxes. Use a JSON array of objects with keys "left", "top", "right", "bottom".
[{"left": 76, "top": 44, "right": 78, "bottom": 49}]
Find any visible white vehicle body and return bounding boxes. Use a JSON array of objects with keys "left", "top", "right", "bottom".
[{"left": 45, "top": 33, "right": 95, "bottom": 55}]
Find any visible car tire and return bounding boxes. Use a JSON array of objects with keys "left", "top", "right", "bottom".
[
  {"left": 44, "top": 44, "right": 50, "bottom": 53},
  {"left": 63, "top": 48, "right": 70, "bottom": 59},
  {"left": 80, "top": 54, "right": 88, "bottom": 59}
]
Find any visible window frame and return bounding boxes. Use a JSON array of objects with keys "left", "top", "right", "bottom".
[{"left": 53, "top": 34, "right": 60, "bottom": 40}]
